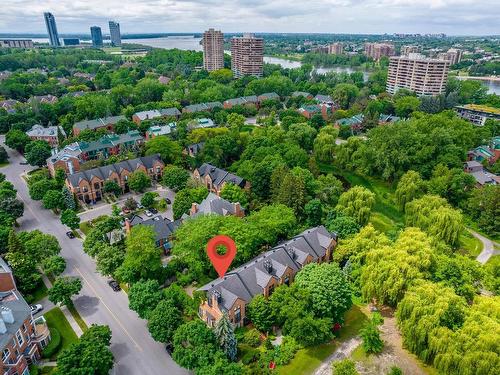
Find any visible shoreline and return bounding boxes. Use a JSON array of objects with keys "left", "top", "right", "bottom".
[{"left": 455, "top": 75, "right": 500, "bottom": 82}]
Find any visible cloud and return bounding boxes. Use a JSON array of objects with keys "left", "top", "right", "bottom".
[{"left": 0, "top": 0, "right": 498, "bottom": 34}]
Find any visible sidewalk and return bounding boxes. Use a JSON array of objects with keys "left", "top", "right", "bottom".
[{"left": 41, "top": 274, "right": 84, "bottom": 337}]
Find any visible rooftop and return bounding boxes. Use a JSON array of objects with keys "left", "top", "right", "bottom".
[
  {"left": 26, "top": 124, "right": 65, "bottom": 138},
  {"left": 73, "top": 115, "right": 126, "bottom": 131}
]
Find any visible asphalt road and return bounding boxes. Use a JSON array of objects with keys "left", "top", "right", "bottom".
[{"left": 0, "top": 136, "right": 187, "bottom": 375}]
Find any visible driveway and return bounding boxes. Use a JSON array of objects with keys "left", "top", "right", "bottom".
[
  {"left": 0, "top": 136, "right": 187, "bottom": 375},
  {"left": 470, "top": 229, "right": 500, "bottom": 264}
]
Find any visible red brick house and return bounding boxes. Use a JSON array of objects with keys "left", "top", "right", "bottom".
[
  {"left": 1, "top": 258, "right": 51, "bottom": 375},
  {"left": 65, "top": 154, "right": 164, "bottom": 203},
  {"left": 193, "top": 163, "right": 249, "bottom": 195},
  {"left": 198, "top": 226, "right": 338, "bottom": 327}
]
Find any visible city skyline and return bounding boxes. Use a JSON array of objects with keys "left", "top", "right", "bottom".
[{"left": 0, "top": 1, "right": 499, "bottom": 36}]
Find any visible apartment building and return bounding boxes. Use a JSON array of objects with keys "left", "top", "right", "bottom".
[
  {"left": 203, "top": 29, "right": 225, "bottom": 72},
  {"left": 65, "top": 154, "right": 164, "bottom": 203},
  {"left": 26, "top": 124, "right": 65, "bottom": 147},
  {"left": 1, "top": 258, "right": 51, "bottom": 375},
  {"left": 401, "top": 45, "right": 419, "bottom": 55},
  {"left": 194, "top": 163, "right": 249, "bottom": 195},
  {"left": 364, "top": 42, "right": 395, "bottom": 60},
  {"left": 109, "top": 21, "right": 121, "bottom": 47},
  {"left": 0, "top": 39, "right": 34, "bottom": 48},
  {"left": 198, "top": 226, "right": 338, "bottom": 327},
  {"left": 438, "top": 48, "right": 463, "bottom": 65},
  {"left": 90, "top": 26, "right": 103, "bottom": 48},
  {"left": 328, "top": 42, "right": 344, "bottom": 55},
  {"left": 455, "top": 104, "right": 500, "bottom": 126},
  {"left": 386, "top": 53, "right": 450, "bottom": 96},
  {"left": 231, "top": 34, "right": 264, "bottom": 78}
]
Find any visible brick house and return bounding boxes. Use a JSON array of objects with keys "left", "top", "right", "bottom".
[
  {"left": 185, "top": 193, "right": 245, "bottom": 219},
  {"left": 463, "top": 160, "right": 499, "bottom": 187},
  {"left": 65, "top": 154, "right": 164, "bottom": 203},
  {"left": 183, "top": 102, "right": 222, "bottom": 114},
  {"left": 223, "top": 96, "right": 258, "bottom": 109},
  {"left": 198, "top": 226, "right": 338, "bottom": 327},
  {"left": 193, "top": 163, "right": 249, "bottom": 195},
  {"left": 72, "top": 115, "right": 125, "bottom": 136},
  {"left": 47, "top": 143, "right": 82, "bottom": 177},
  {"left": 298, "top": 104, "right": 330, "bottom": 120},
  {"left": 26, "top": 124, "right": 65, "bottom": 147},
  {"left": 1, "top": 258, "right": 51, "bottom": 375}
]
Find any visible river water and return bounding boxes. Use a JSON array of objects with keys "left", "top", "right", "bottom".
[{"left": 30, "top": 36, "right": 500, "bottom": 94}]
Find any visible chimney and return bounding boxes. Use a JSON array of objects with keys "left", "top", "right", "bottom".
[
  {"left": 1, "top": 307, "right": 14, "bottom": 323},
  {"left": 234, "top": 202, "right": 243, "bottom": 217},
  {"left": 190, "top": 203, "right": 198, "bottom": 216},
  {"left": 263, "top": 259, "right": 273, "bottom": 274},
  {"left": 124, "top": 218, "right": 132, "bottom": 234},
  {"left": 0, "top": 318, "right": 6, "bottom": 334}
]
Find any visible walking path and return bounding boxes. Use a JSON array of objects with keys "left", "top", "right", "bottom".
[
  {"left": 313, "top": 337, "right": 361, "bottom": 375},
  {"left": 41, "top": 274, "right": 84, "bottom": 337},
  {"left": 470, "top": 229, "right": 500, "bottom": 264}
]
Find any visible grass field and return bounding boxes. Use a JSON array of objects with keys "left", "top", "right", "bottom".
[
  {"left": 277, "top": 304, "right": 368, "bottom": 375},
  {"left": 68, "top": 304, "right": 88, "bottom": 332},
  {"left": 458, "top": 230, "right": 483, "bottom": 258},
  {"left": 44, "top": 307, "right": 78, "bottom": 357}
]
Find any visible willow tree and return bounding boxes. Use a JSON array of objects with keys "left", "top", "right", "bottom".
[
  {"left": 361, "top": 227, "right": 434, "bottom": 306},
  {"left": 395, "top": 170, "right": 425, "bottom": 211},
  {"left": 405, "top": 195, "right": 463, "bottom": 247},
  {"left": 335, "top": 186, "right": 375, "bottom": 226}
]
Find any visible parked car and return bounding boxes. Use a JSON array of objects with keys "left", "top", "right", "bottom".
[
  {"left": 150, "top": 208, "right": 158, "bottom": 214},
  {"left": 66, "top": 231, "right": 75, "bottom": 239},
  {"left": 108, "top": 280, "right": 121, "bottom": 292},
  {"left": 145, "top": 210, "right": 153, "bottom": 217},
  {"left": 164, "top": 198, "right": 172, "bottom": 205},
  {"left": 30, "top": 304, "right": 43, "bottom": 314},
  {"left": 20, "top": 161, "right": 29, "bottom": 165}
]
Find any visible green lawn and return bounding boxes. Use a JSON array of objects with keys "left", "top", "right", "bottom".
[
  {"left": 43, "top": 307, "right": 78, "bottom": 356},
  {"left": 319, "top": 163, "right": 404, "bottom": 232},
  {"left": 458, "top": 231, "right": 483, "bottom": 258},
  {"left": 277, "top": 304, "right": 369, "bottom": 375},
  {"left": 79, "top": 221, "right": 92, "bottom": 236},
  {"left": 68, "top": 304, "right": 88, "bottom": 332},
  {"left": 27, "top": 281, "right": 48, "bottom": 304}
]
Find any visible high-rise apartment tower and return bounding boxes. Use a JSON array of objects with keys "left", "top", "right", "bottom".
[
  {"left": 203, "top": 29, "right": 224, "bottom": 72},
  {"left": 109, "top": 21, "right": 121, "bottom": 47},
  {"left": 230, "top": 34, "right": 264, "bottom": 78},
  {"left": 44, "top": 12, "right": 61, "bottom": 47}
]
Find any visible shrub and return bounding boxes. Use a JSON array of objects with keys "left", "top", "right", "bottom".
[
  {"left": 42, "top": 328, "right": 61, "bottom": 358},
  {"left": 242, "top": 328, "right": 261, "bottom": 347},
  {"left": 274, "top": 336, "right": 300, "bottom": 365},
  {"left": 241, "top": 347, "right": 260, "bottom": 365}
]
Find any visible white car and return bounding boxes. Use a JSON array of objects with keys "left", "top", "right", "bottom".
[
  {"left": 30, "top": 304, "right": 43, "bottom": 314},
  {"left": 145, "top": 210, "right": 153, "bottom": 217}
]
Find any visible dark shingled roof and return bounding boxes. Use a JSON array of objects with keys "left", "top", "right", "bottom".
[
  {"left": 199, "top": 226, "right": 337, "bottom": 312},
  {"left": 128, "top": 214, "right": 183, "bottom": 243},
  {"left": 196, "top": 163, "right": 245, "bottom": 189},
  {"left": 67, "top": 154, "right": 162, "bottom": 187}
]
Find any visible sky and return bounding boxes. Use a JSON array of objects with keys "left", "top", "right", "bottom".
[{"left": 1, "top": 0, "right": 499, "bottom": 36}]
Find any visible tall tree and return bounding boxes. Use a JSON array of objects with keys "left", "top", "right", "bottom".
[
  {"left": 128, "top": 279, "right": 164, "bottom": 319},
  {"left": 128, "top": 170, "right": 151, "bottom": 193},
  {"left": 60, "top": 209, "right": 80, "bottom": 230},
  {"left": 147, "top": 300, "right": 183, "bottom": 343},
  {"left": 48, "top": 277, "right": 82, "bottom": 307},
  {"left": 395, "top": 170, "right": 425, "bottom": 211},
  {"left": 335, "top": 186, "right": 375, "bottom": 226},
  {"left": 25, "top": 140, "right": 51, "bottom": 167},
  {"left": 214, "top": 312, "right": 238, "bottom": 361}
]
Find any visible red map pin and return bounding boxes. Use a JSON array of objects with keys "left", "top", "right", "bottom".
[{"left": 206, "top": 235, "right": 237, "bottom": 278}]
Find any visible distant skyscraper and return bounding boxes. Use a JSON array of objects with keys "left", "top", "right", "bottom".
[
  {"left": 44, "top": 12, "right": 61, "bottom": 47},
  {"left": 90, "top": 26, "right": 103, "bottom": 48},
  {"left": 231, "top": 34, "right": 264, "bottom": 78},
  {"left": 328, "top": 42, "right": 344, "bottom": 55},
  {"left": 203, "top": 29, "right": 224, "bottom": 72},
  {"left": 364, "top": 42, "right": 395, "bottom": 60},
  {"left": 109, "top": 21, "right": 121, "bottom": 47}
]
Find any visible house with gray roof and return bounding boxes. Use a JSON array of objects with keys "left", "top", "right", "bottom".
[
  {"left": 125, "top": 215, "right": 182, "bottom": 253},
  {"left": 292, "top": 91, "right": 313, "bottom": 99},
  {"left": 315, "top": 94, "right": 335, "bottom": 106},
  {"left": 194, "top": 163, "right": 248, "bottom": 195},
  {"left": 183, "top": 192, "right": 244, "bottom": 219},
  {"left": 26, "top": 124, "right": 65, "bottom": 147},
  {"left": 183, "top": 101, "right": 222, "bottom": 114},
  {"left": 223, "top": 95, "right": 259, "bottom": 109},
  {"left": 0, "top": 99, "right": 20, "bottom": 113},
  {"left": 187, "top": 118, "right": 215, "bottom": 130},
  {"left": 72, "top": 115, "right": 125, "bottom": 136},
  {"left": 185, "top": 142, "right": 205, "bottom": 157},
  {"left": 463, "top": 160, "right": 499, "bottom": 187},
  {"left": 146, "top": 123, "right": 176, "bottom": 139},
  {"left": 65, "top": 154, "right": 164, "bottom": 203},
  {"left": 257, "top": 92, "right": 280, "bottom": 102},
  {"left": 198, "top": 226, "right": 338, "bottom": 327}
]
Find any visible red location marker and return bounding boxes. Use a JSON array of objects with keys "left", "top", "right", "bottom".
[{"left": 206, "top": 235, "right": 237, "bottom": 278}]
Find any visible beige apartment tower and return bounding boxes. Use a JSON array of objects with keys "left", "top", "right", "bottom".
[
  {"left": 386, "top": 53, "right": 450, "bottom": 96},
  {"left": 364, "top": 42, "right": 395, "bottom": 60},
  {"left": 328, "top": 42, "right": 344, "bottom": 55},
  {"left": 203, "top": 29, "right": 224, "bottom": 72},
  {"left": 231, "top": 34, "right": 264, "bottom": 78}
]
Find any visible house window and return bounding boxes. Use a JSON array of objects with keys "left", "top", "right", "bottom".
[
  {"left": 268, "top": 284, "right": 275, "bottom": 296},
  {"left": 284, "top": 276, "right": 290, "bottom": 286},
  {"left": 16, "top": 330, "right": 24, "bottom": 347},
  {"left": 2, "top": 348, "right": 9, "bottom": 362},
  {"left": 234, "top": 306, "right": 241, "bottom": 323},
  {"left": 22, "top": 323, "right": 27, "bottom": 332},
  {"left": 94, "top": 183, "right": 100, "bottom": 190},
  {"left": 156, "top": 166, "right": 161, "bottom": 173},
  {"left": 82, "top": 186, "right": 88, "bottom": 193}
]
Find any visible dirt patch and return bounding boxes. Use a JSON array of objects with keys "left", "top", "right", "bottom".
[{"left": 353, "top": 307, "right": 429, "bottom": 375}]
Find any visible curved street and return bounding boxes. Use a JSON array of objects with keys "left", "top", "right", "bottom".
[{"left": 0, "top": 135, "right": 187, "bottom": 375}]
